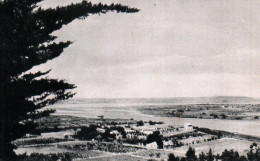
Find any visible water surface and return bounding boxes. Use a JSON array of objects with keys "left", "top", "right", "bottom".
[{"left": 49, "top": 99, "right": 260, "bottom": 137}]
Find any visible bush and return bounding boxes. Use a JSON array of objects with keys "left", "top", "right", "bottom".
[
  {"left": 101, "top": 129, "right": 116, "bottom": 141},
  {"left": 137, "top": 120, "right": 144, "bottom": 126},
  {"left": 168, "top": 153, "right": 179, "bottom": 161},
  {"left": 74, "top": 125, "right": 98, "bottom": 140},
  {"left": 221, "top": 149, "right": 240, "bottom": 161},
  {"left": 146, "top": 131, "right": 163, "bottom": 149},
  {"left": 148, "top": 120, "right": 163, "bottom": 125}
]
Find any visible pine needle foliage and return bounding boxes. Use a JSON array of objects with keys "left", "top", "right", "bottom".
[{"left": 0, "top": 0, "right": 139, "bottom": 160}]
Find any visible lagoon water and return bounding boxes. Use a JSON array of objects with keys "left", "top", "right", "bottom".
[{"left": 48, "top": 98, "right": 260, "bottom": 137}]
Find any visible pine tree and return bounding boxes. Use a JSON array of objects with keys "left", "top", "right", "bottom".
[
  {"left": 207, "top": 149, "right": 214, "bottom": 161},
  {"left": 168, "top": 153, "right": 179, "bottom": 161},
  {"left": 0, "top": 0, "right": 138, "bottom": 160},
  {"left": 186, "top": 146, "right": 197, "bottom": 161},
  {"left": 199, "top": 152, "right": 206, "bottom": 161}
]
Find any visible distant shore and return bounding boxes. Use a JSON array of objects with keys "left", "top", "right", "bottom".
[{"left": 138, "top": 103, "right": 260, "bottom": 121}]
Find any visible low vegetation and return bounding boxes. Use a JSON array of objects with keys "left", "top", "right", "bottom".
[
  {"left": 17, "top": 153, "right": 82, "bottom": 161},
  {"left": 14, "top": 138, "right": 73, "bottom": 147},
  {"left": 167, "top": 143, "right": 260, "bottom": 161}
]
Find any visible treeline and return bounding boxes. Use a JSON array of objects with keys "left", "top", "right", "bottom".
[
  {"left": 17, "top": 144, "right": 260, "bottom": 161},
  {"left": 14, "top": 138, "right": 72, "bottom": 147},
  {"left": 193, "top": 127, "right": 223, "bottom": 138},
  {"left": 17, "top": 153, "right": 82, "bottom": 161},
  {"left": 167, "top": 144, "right": 260, "bottom": 161}
]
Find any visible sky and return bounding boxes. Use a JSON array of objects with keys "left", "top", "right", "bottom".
[{"left": 30, "top": 0, "right": 260, "bottom": 98}]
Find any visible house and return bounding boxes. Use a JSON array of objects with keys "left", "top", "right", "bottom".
[
  {"left": 184, "top": 123, "right": 193, "bottom": 131},
  {"left": 125, "top": 129, "right": 135, "bottom": 134},
  {"left": 97, "top": 128, "right": 106, "bottom": 133},
  {"left": 167, "top": 126, "right": 175, "bottom": 132},
  {"left": 41, "top": 131, "right": 64, "bottom": 138},
  {"left": 146, "top": 142, "right": 158, "bottom": 149},
  {"left": 133, "top": 125, "right": 157, "bottom": 132},
  {"left": 177, "top": 126, "right": 185, "bottom": 131},
  {"left": 142, "top": 130, "right": 153, "bottom": 135},
  {"left": 62, "top": 130, "right": 75, "bottom": 139},
  {"left": 137, "top": 134, "right": 147, "bottom": 140},
  {"left": 125, "top": 129, "right": 136, "bottom": 139},
  {"left": 138, "top": 142, "right": 144, "bottom": 147},
  {"left": 136, "top": 126, "right": 157, "bottom": 135},
  {"left": 110, "top": 130, "right": 123, "bottom": 140},
  {"left": 25, "top": 134, "right": 37, "bottom": 138},
  {"left": 163, "top": 140, "right": 173, "bottom": 148},
  {"left": 126, "top": 133, "right": 134, "bottom": 139}
]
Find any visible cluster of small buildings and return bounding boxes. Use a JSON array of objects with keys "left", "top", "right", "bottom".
[
  {"left": 37, "top": 116, "right": 194, "bottom": 150},
  {"left": 89, "top": 117, "right": 194, "bottom": 149}
]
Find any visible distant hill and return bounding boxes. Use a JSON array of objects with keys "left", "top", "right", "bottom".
[
  {"left": 207, "top": 96, "right": 260, "bottom": 104},
  {"left": 64, "top": 96, "right": 260, "bottom": 105}
]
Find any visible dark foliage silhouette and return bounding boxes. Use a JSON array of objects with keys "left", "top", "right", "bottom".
[
  {"left": 167, "top": 145, "right": 260, "bottom": 161},
  {"left": 146, "top": 131, "right": 164, "bottom": 149},
  {"left": 168, "top": 153, "right": 180, "bottom": 161},
  {"left": 0, "top": 0, "right": 138, "bottom": 160},
  {"left": 74, "top": 125, "right": 98, "bottom": 140},
  {"left": 186, "top": 147, "right": 197, "bottom": 161},
  {"left": 207, "top": 149, "right": 214, "bottom": 161}
]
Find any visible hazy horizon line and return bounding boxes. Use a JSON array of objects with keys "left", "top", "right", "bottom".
[{"left": 71, "top": 95, "right": 260, "bottom": 100}]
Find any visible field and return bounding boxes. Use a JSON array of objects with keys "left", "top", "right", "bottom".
[{"left": 172, "top": 138, "right": 253, "bottom": 156}]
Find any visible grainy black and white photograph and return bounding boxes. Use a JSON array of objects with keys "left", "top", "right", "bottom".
[{"left": 1, "top": 0, "right": 260, "bottom": 160}]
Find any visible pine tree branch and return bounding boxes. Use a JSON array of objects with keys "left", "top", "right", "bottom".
[{"left": 22, "top": 70, "right": 51, "bottom": 81}]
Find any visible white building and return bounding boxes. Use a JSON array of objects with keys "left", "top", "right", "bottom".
[
  {"left": 97, "top": 128, "right": 106, "bottom": 133},
  {"left": 62, "top": 130, "right": 75, "bottom": 139},
  {"left": 125, "top": 129, "right": 135, "bottom": 134},
  {"left": 110, "top": 130, "right": 123, "bottom": 140},
  {"left": 163, "top": 140, "right": 173, "bottom": 148},
  {"left": 146, "top": 142, "right": 158, "bottom": 149},
  {"left": 142, "top": 130, "right": 153, "bottom": 135},
  {"left": 125, "top": 129, "right": 136, "bottom": 139},
  {"left": 184, "top": 123, "right": 193, "bottom": 131},
  {"left": 138, "top": 142, "right": 144, "bottom": 147},
  {"left": 137, "top": 134, "right": 147, "bottom": 140}
]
